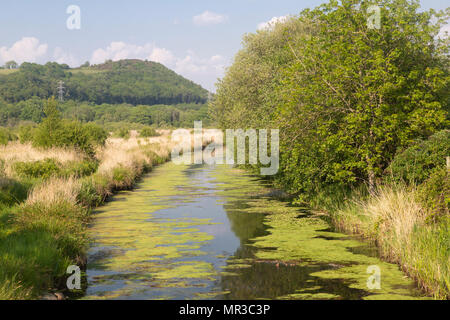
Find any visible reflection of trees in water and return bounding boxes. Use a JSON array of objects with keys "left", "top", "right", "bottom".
[
  {"left": 220, "top": 262, "right": 368, "bottom": 300},
  {"left": 220, "top": 198, "right": 368, "bottom": 300},
  {"left": 223, "top": 200, "right": 269, "bottom": 259}
]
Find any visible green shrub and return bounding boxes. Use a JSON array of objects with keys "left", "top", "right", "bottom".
[
  {"left": 14, "top": 159, "right": 61, "bottom": 179},
  {"left": 114, "top": 128, "right": 130, "bottom": 139},
  {"left": 61, "top": 160, "right": 98, "bottom": 178},
  {"left": 387, "top": 130, "right": 450, "bottom": 185},
  {"left": 0, "top": 127, "right": 17, "bottom": 146},
  {"left": 112, "top": 166, "right": 134, "bottom": 189},
  {"left": 33, "top": 120, "right": 93, "bottom": 156},
  {"left": 0, "top": 179, "right": 31, "bottom": 206},
  {"left": 78, "top": 178, "right": 103, "bottom": 208},
  {"left": 82, "top": 123, "right": 108, "bottom": 146},
  {"left": 417, "top": 167, "right": 449, "bottom": 223},
  {"left": 32, "top": 98, "right": 108, "bottom": 156},
  {"left": 17, "top": 124, "right": 36, "bottom": 144},
  {"left": 140, "top": 127, "right": 159, "bottom": 137}
]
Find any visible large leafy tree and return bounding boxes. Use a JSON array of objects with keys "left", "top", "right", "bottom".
[
  {"left": 211, "top": 0, "right": 449, "bottom": 199},
  {"left": 277, "top": 0, "right": 448, "bottom": 192}
]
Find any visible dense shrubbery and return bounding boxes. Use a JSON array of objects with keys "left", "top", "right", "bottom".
[
  {"left": 417, "top": 167, "right": 449, "bottom": 223},
  {"left": 387, "top": 130, "right": 449, "bottom": 185},
  {"left": 1, "top": 97, "right": 210, "bottom": 128},
  {"left": 13, "top": 159, "right": 98, "bottom": 180},
  {"left": 114, "top": 128, "right": 130, "bottom": 139},
  {"left": 139, "top": 127, "right": 159, "bottom": 137},
  {"left": 14, "top": 159, "right": 60, "bottom": 180},
  {"left": 17, "top": 123, "right": 36, "bottom": 143},
  {"left": 31, "top": 98, "right": 108, "bottom": 156},
  {"left": 0, "top": 127, "right": 17, "bottom": 145},
  {"left": 0, "top": 179, "right": 31, "bottom": 207},
  {"left": 212, "top": 0, "right": 448, "bottom": 199},
  {"left": 385, "top": 130, "right": 449, "bottom": 223}
]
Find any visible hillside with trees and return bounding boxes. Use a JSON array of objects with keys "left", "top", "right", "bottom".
[{"left": 0, "top": 59, "right": 208, "bottom": 105}]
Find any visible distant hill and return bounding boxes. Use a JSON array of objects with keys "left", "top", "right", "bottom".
[{"left": 0, "top": 59, "right": 208, "bottom": 105}]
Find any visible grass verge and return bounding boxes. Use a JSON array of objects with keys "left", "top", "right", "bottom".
[
  {"left": 0, "top": 135, "right": 173, "bottom": 299},
  {"left": 329, "top": 185, "right": 449, "bottom": 299}
]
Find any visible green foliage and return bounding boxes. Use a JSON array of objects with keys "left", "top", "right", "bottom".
[
  {"left": 387, "top": 130, "right": 450, "bottom": 185},
  {"left": 417, "top": 167, "right": 449, "bottom": 223},
  {"left": 112, "top": 166, "right": 135, "bottom": 190},
  {"left": 77, "top": 178, "right": 104, "bottom": 208},
  {"left": 115, "top": 127, "right": 130, "bottom": 139},
  {"left": 14, "top": 159, "right": 61, "bottom": 179},
  {"left": 17, "top": 124, "right": 37, "bottom": 143},
  {"left": 139, "top": 126, "right": 158, "bottom": 137},
  {"left": 0, "top": 60, "right": 207, "bottom": 105},
  {"left": 61, "top": 160, "right": 98, "bottom": 178},
  {"left": 0, "top": 179, "right": 31, "bottom": 206},
  {"left": 32, "top": 98, "right": 108, "bottom": 156},
  {"left": 212, "top": 0, "right": 449, "bottom": 200},
  {"left": 14, "top": 159, "right": 98, "bottom": 180},
  {"left": 81, "top": 122, "right": 108, "bottom": 146},
  {"left": 0, "top": 127, "right": 17, "bottom": 145}
]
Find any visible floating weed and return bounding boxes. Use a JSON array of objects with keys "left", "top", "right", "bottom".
[{"left": 84, "top": 163, "right": 427, "bottom": 300}]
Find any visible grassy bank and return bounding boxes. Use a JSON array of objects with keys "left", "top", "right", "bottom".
[
  {"left": 0, "top": 133, "right": 174, "bottom": 299},
  {"left": 326, "top": 185, "right": 449, "bottom": 299}
]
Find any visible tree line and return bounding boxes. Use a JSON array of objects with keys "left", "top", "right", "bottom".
[{"left": 0, "top": 97, "right": 210, "bottom": 128}]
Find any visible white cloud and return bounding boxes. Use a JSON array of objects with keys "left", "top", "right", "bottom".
[
  {"left": 193, "top": 11, "right": 228, "bottom": 26},
  {"left": 438, "top": 23, "right": 450, "bottom": 39},
  {"left": 90, "top": 41, "right": 155, "bottom": 65},
  {"left": 257, "top": 16, "right": 288, "bottom": 31},
  {"left": 174, "top": 52, "right": 226, "bottom": 91},
  {"left": 0, "top": 37, "right": 48, "bottom": 65},
  {"left": 53, "top": 47, "right": 79, "bottom": 67},
  {"left": 148, "top": 47, "right": 176, "bottom": 65}
]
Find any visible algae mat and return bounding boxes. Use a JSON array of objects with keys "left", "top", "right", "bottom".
[{"left": 83, "top": 162, "right": 426, "bottom": 300}]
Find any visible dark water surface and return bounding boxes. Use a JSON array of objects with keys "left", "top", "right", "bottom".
[{"left": 83, "top": 162, "right": 425, "bottom": 300}]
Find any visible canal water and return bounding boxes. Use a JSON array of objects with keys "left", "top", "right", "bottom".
[{"left": 83, "top": 162, "right": 425, "bottom": 300}]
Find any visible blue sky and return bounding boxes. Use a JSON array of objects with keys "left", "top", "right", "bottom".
[{"left": 0, "top": 0, "right": 447, "bottom": 91}]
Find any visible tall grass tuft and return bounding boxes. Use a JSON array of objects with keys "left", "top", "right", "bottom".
[{"left": 332, "top": 185, "right": 449, "bottom": 299}]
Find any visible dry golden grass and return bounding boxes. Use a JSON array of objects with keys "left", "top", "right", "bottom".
[
  {"left": 97, "top": 131, "right": 174, "bottom": 175},
  {"left": 26, "top": 176, "right": 82, "bottom": 207},
  {"left": 352, "top": 187, "right": 427, "bottom": 259},
  {"left": 334, "top": 185, "right": 449, "bottom": 298},
  {"left": 0, "top": 142, "right": 84, "bottom": 177},
  {"left": 0, "top": 142, "right": 83, "bottom": 163}
]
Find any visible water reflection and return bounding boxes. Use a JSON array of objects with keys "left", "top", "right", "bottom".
[{"left": 83, "top": 163, "right": 424, "bottom": 300}]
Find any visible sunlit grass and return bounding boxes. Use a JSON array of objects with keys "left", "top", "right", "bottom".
[
  {"left": 0, "top": 131, "right": 173, "bottom": 299},
  {"left": 332, "top": 185, "right": 449, "bottom": 299}
]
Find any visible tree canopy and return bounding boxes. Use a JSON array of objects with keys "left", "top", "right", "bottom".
[{"left": 211, "top": 0, "right": 449, "bottom": 199}]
